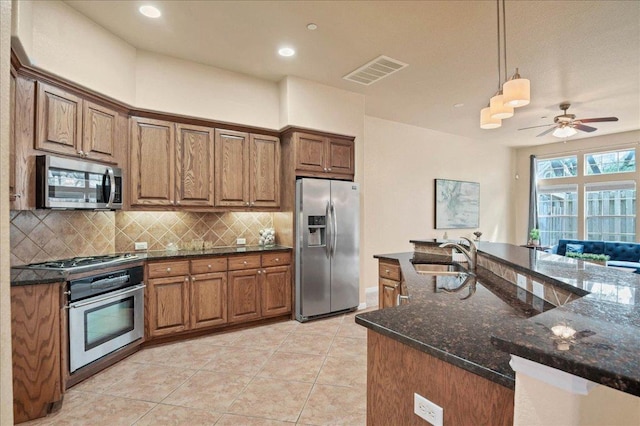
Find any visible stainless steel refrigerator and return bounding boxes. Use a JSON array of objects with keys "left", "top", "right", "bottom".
[{"left": 295, "top": 178, "right": 360, "bottom": 322}]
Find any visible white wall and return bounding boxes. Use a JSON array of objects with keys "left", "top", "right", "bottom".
[
  {"left": 1, "top": 0, "right": 13, "bottom": 423},
  {"left": 363, "top": 116, "right": 514, "bottom": 290},
  {"left": 136, "top": 51, "right": 280, "bottom": 129},
  {"left": 514, "top": 130, "right": 640, "bottom": 244},
  {"left": 25, "top": 0, "right": 136, "bottom": 104}
]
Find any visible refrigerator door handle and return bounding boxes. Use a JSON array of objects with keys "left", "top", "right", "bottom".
[
  {"left": 325, "top": 201, "right": 332, "bottom": 259},
  {"left": 330, "top": 201, "right": 338, "bottom": 257}
]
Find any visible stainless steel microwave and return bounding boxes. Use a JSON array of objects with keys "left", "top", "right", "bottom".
[{"left": 36, "top": 155, "right": 123, "bottom": 210}]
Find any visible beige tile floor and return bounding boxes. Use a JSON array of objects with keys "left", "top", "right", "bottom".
[{"left": 24, "top": 309, "right": 371, "bottom": 426}]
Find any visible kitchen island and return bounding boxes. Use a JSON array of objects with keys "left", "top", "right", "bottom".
[{"left": 356, "top": 241, "right": 640, "bottom": 425}]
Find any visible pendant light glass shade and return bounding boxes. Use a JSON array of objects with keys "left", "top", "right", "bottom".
[
  {"left": 490, "top": 91, "right": 514, "bottom": 119},
  {"left": 480, "top": 106, "right": 502, "bottom": 129},
  {"left": 552, "top": 126, "right": 578, "bottom": 138},
  {"left": 503, "top": 68, "right": 530, "bottom": 107}
]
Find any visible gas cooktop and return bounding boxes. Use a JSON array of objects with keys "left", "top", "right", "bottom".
[{"left": 16, "top": 253, "right": 139, "bottom": 271}]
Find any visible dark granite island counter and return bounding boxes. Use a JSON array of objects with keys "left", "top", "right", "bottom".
[{"left": 356, "top": 241, "right": 640, "bottom": 425}]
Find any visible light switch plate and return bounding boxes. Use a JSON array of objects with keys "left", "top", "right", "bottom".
[
  {"left": 236, "top": 238, "right": 246, "bottom": 245},
  {"left": 134, "top": 242, "right": 148, "bottom": 250}
]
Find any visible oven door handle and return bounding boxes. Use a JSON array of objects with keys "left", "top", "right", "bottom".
[{"left": 68, "top": 284, "right": 146, "bottom": 309}]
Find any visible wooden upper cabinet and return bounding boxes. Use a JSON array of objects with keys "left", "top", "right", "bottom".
[
  {"left": 176, "top": 124, "right": 215, "bottom": 207},
  {"left": 82, "top": 100, "right": 117, "bottom": 163},
  {"left": 215, "top": 129, "right": 249, "bottom": 207},
  {"left": 327, "top": 137, "right": 355, "bottom": 176},
  {"left": 36, "top": 82, "right": 82, "bottom": 157},
  {"left": 250, "top": 134, "right": 280, "bottom": 208},
  {"left": 35, "top": 82, "right": 118, "bottom": 164},
  {"left": 292, "top": 131, "right": 355, "bottom": 179},
  {"left": 294, "top": 132, "right": 326, "bottom": 173},
  {"left": 130, "top": 117, "right": 175, "bottom": 206}
]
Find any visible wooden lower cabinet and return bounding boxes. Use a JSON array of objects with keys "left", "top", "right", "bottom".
[
  {"left": 147, "top": 275, "right": 190, "bottom": 337},
  {"left": 228, "top": 268, "right": 261, "bottom": 323},
  {"left": 378, "top": 259, "right": 402, "bottom": 309},
  {"left": 367, "top": 330, "right": 514, "bottom": 425},
  {"left": 261, "top": 265, "right": 292, "bottom": 317},
  {"left": 11, "top": 282, "right": 64, "bottom": 424},
  {"left": 190, "top": 272, "right": 227, "bottom": 328}
]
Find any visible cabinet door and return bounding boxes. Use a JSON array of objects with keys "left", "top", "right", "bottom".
[
  {"left": 294, "top": 132, "right": 326, "bottom": 173},
  {"left": 261, "top": 265, "right": 292, "bottom": 317},
  {"left": 379, "top": 278, "right": 400, "bottom": 309},
  {"left": 130, "top": 117, "right": 175, "bottom": 206},
  {"left": 147, "top": 276, "right": 190, "bottom": 337},
  {"left": 228, "top": 269, "right": 261, "bottom": 323},
  {"left": 82, "top": 100, "right": 117, "bottom": 164},
  {"left": 35, "top": 82, "right": 82, "bottom": 157},
  {"left": 190, "top": 272, "right": 227, "bottom": 329},
  {"left": 11, "top": 283, "right": 62, "bottom": 424},
  {"left": 327, "top": 137, "right": 355, "bottom": 177},
  {"left": 215, "top": 129, "right": 249, "bottom": 207},
  {"left": 176, "top": 124, "right": 215, "bottom": 207},
  {"left": 249, "top": 134, "right": 280, "bottom": 208}
]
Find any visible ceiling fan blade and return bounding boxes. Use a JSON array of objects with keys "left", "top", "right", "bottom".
[
  {"left": 536, "top": 127, "right": 557, "bottom": 137},
  {"left": 574, "top": 123, "right": 597, "bottom": 133},
  {"left": 518, "top": 123, "right": 554, "bottom": 131},
  {"left": 578, "top": 117, "right": 619, "bottom": 123}
]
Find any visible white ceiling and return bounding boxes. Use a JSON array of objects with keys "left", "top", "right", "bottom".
[{"left": 63, "top": 0, "right": 640, "bottom": 147}]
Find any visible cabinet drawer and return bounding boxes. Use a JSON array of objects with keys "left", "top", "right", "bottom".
[
  {"left": 147, "top": 260, "right": 190, "bottom": 278},
  {"left": 379, "top": 261, "right": 401, "bottom": 281},
  {"left": 191, "top": 257, "right": 227, "bottom": 274},
  {"left": 262, "top": 251, "right": 291, "bottom": 267},
  {"left": 228, "top": 255, "right": 261, "bottom": 270}
]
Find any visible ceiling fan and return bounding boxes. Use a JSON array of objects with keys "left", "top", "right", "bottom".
[{"left": 518, "top": 103, "right": 619, "bottom": 138}]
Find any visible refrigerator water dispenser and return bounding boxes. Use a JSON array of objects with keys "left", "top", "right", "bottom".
[{"left": 307, "top": 216, "right": 326, "bottom": 247}]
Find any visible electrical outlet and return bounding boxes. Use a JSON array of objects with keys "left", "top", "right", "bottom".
[
  {"left": 517, "top": 273, "right": 527, "bottom": 288},
  {"left": 414, "top": 393, "right": 443, "bottom": 426},
  {"left": 532, "top": 280, "right": 545, "bottom": 298},
  {"left": 236, "top": 238, "right": 246, "bottom": 245},
  {"left": 134, "top": 242, "right": 148, "bottom": 250}
]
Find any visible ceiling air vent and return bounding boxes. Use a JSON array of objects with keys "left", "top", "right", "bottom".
[{"left": 343, "top": 55, "right": 408, "bottom": 86}]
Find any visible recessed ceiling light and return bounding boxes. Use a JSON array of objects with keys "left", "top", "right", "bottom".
[
  {"left": 278, "top": 47, "right": 295, "bottom": 57},
  {"left": 453, "top": 103, "right": 464, "bottom": 108},
  {"left": 307, "top": 23, "right": 318, "bottom": 30},
  {"left": 139, "top": 5, "right": 161, "bottom": 18}
]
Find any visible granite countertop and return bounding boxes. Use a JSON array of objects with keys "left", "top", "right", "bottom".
[
  {"left": 356, "top": 242, "right": 640, "bottom": 396},
  {"left": 11, "top": 245, "right": 291, "bottom": 286}
]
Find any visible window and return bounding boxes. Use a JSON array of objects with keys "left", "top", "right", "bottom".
[
  {"left": 537, "top": 184, "right": 578, "bottom": 246},
  {"left": 534, "top": 146, "right": 638, "bottom": 247},
  {"left": 585, "top": 149, "right": 635, "bottom": 175},
  {"left": 585, "top": 181, "right": 636, "bottom": 242},
  {"left": 536, "top": 156, "right": 577, "bottom": 179}
]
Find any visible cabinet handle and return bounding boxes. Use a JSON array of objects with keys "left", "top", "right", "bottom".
[{"left": 166, "top": 267, "right": 171, "bottom": 272}]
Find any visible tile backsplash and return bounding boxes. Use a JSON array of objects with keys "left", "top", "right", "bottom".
[{"left": 10, "top": 210, "right": 274, "bottom": 266}]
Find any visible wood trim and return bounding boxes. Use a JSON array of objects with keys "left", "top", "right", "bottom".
[{"left": 280, "top": 125, "right": 356, "bottom": 140}]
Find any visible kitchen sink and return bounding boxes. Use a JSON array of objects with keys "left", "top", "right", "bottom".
[{"left": 413, "top": 263, "right": 466, "bottom": 275}]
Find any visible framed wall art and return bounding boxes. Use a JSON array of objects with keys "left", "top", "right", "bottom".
[{"left": 435, "top": 179, "right": 480, "bottom": 229}]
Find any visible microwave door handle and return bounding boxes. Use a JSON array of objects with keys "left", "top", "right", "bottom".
[{"left": 105, "top": 167, "right": 116, "bottom": 208}]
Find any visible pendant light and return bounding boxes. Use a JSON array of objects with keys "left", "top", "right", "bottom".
[
  {"left": 503, "top": 67, "right": 531, "bottom": 107},
  {"left": 481, "top": 104, "right": 502, "bottom": 129},
  {"left": 489, "top": 0, "right": 513, "bottom": 120}
]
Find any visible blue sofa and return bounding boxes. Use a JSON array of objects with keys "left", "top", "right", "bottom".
[{"left": 551, "top": 239, "right": 640, "bottom": 272}]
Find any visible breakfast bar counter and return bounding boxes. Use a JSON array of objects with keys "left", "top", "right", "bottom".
[{"left": 356, "top": 241, "right": 640, "bottom": 397}]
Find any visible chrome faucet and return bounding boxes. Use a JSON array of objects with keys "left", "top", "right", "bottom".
[
  {"left": 437, "top": 274, "right": 477, "bottom": 300},
  {"left": 439, "top": 237, "right": 477, "bottom": 271}
]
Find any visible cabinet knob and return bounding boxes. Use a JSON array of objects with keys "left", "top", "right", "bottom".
[
  {"left": 257, "top": 270, "right": 262, "bottom": 274},
  {"left": 250, "top": 202, "right": 254, "bottom": 206},
  {"left": 275, "top": 258, "right": 279, "bottom": 262},
  {"left": 186, "top": 277, "right": 190, "bottom": 282},
  {"left": 323, "top": 167, "right": 327, "bottom": 172},
  {"left": 385, "top": 269, "right": 390, "bottom": 274},
  {"left": 176, "top": 200, "right": 181, "bottom": 204},
  {"left": 208, "top": 264, "right": 212, "bottom": 269},
  {"left": 166, "top": 267, "right": 171, "bottom": 272},
  {"left": 243, "top": 261, "right": 248, "bottom": 265},
  {"left": 245, "top": 202, "right": 250, "bottom": 206},
  {"left": 77, "top": 150, "right": 84, "bottom": 156},
  {"left": 328, "top": 168, "right": 332, "bottom": 171}
]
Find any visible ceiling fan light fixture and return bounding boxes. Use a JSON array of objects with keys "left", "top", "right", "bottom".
[
  {"left": 490, "top": 91, "right": 514, "bottom": 119},
  {"left": 481, "top": 106, "right": 502, "bottom": 129},
  {"left": 503, "top": 68, "right": 530, "bottom": 107},
  {"left": 552, "top": 126, "right": 578, "bottom": 138}
]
